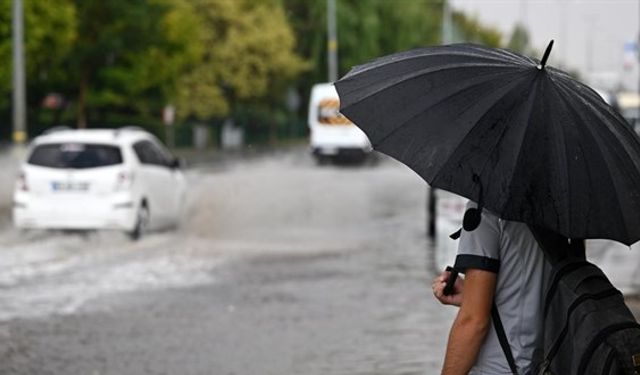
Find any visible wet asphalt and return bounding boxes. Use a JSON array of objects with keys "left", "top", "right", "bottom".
[{"left": 0, "top": 148, "right": 456, "bottom": 375}]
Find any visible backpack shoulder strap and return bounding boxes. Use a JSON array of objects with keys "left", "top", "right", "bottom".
[{"left": 492, "top": 303, "right": 519, "bottom": 374}]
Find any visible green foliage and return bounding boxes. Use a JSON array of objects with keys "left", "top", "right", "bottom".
[
  {"left": 173, "top": 0, "right": 309, "bottom": 120},
  {"left": 284, "top": 0, "right": 444, "bottom": 88},
  {"left": 0, "top": 0, "right": 509, "bottom": 144},
  {"left": 283, "top": 0, "right": 449, "bottom": 126},
  {"left": 507, "top": 23, "right": 532, "bottom": 55},
  {"left": 337, "top": 0, "right": 443, "bottom": 74},
  {"left": 451, "top": 10, "right": 502, "bottom": 47},
  {"left": 68, "top": 0, "right": 201, "bottom": 126},
  {"left": 0, "top": 0, "right": 76, "bottom": 108}
]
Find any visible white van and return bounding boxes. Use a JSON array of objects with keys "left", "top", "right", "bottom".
[
  {"left": 617, "top": 91, "right": 640, "bottom": 132},
  {"left": 307, "top": 83, "right": 371, "bottom": 163}
]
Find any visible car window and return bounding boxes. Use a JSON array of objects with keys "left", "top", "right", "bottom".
[
  {"left": 28, "top": 143, "right": 123, "bottom": 169},
  {"left": 133, "top": 140, "right": 168, "bottom": 167},
  {"left": 148, "top": 142, "right": 172, "bottom": 167}
]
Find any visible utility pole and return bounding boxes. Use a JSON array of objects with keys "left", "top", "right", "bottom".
[
  {"left": 442, "top": 0, "right": 453, "bottom": 45},
  {"left": 559, "top": 0, "right": 568, "bottom": 66},
  {"left": 585, "top": 15, "right": 595, "bottom": 76},
  {"left": 429, "top": 0, "right": 455, "bottom": 240},
  {"left": 520, "top": 0, "right": 528, "bottom": 29},
  {"left": 327, "top": 0, "right": 338, "bottom": 82},
  {"left": 12, "top": 0, "right": 27, "bottom": 145}
]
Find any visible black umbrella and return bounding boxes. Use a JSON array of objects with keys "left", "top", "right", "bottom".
[{"left": 335, "top": 41, "right": 640, "bottom": 245}]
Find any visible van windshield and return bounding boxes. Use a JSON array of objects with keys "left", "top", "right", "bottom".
[
  {"left": 622, "top": 107, "right": 639, "bottom": 128},
  {"left": 28, "top": 143, "right": 123, "bottom": 169},
  {"left": 317, "top": 98, "right": 352, "bottom": 125}
]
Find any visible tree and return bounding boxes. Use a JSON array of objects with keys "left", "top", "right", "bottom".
[
  {"left": 283, "top": 0, "right": 446, "bottom": 121},
  {"left": 451, "top": 10, "right": 502, "bottom": 47},
  {"left": 172, "top": 0, "right": 308, "bottom": 121},
  {"left": 285, "top": 0, "right": 444, "bottom": 82},
  {"left": 0, "top": 0, "right": 76, "bottom": 112},
  {"left": 507, "top": 23, "right": 532, "bottom": 55},
  {"left": 67, "top": 0, "right": 198, "bottom": 128}
]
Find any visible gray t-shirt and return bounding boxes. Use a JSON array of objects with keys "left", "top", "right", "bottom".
[{"left": 454, "top": 203, "right": 550, "bottom": 374}]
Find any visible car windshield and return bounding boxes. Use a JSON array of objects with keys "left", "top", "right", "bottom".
[{"left": 28, "top": 143, "right": 123, "bottom": 169}]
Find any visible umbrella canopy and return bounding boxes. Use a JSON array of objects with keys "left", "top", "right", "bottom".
[{"left": 335, "top": 42, "right": 640, "bottom": 245}]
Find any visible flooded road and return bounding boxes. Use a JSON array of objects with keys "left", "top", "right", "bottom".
[{"left": 0, "top": 148, "right": 456, "bottom": 374}]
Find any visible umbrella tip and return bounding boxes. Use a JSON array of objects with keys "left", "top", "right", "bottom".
[{"left": 537, "top": 40, "right": 554, "bottom": 70}]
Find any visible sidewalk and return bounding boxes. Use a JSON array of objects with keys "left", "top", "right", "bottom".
[
  {"left": 172, "top": 140, "right": 308, "bottom": 168},
  {"left": 587, "top": 239, "right": 640, "bottom": 321},
  {"left": 595, "top": 242, "right": 640, "bottom": 320}
]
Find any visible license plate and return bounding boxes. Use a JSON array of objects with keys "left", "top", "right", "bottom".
[
  {"left": 322, "top": 147, "right": 338, "bottom": 155},
  {"left": 51, "top": 181, "right": 90, "bottom": 192}
]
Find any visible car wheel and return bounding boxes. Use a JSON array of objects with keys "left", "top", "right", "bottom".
[{"left": 128, "top": 203, "right": 149, "bottom": 241}]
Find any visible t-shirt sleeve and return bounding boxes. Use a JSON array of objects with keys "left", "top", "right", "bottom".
[{"left": 453, "top": 202, "right": 501, "bottom": 274}]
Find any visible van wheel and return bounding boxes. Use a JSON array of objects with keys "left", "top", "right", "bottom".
[
  {"left": 128, "top": 204, "right": 149, "bottom": 241},
  {"left": 315, "top": 154, "right": 331, "bottom": 166}
]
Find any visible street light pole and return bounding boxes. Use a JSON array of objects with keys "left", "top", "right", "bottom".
[
  {"left": 12, "top": 0, "right": 26, "bottom": 145},
  {"left": 559, "top": 0, "right": 568, "bottom": 66},
  {"left": 442, "top": 0, "right": 453, "bottom": 45},
  {"left": 429, "top": 0, "right": 455, "bottom": 239},
  {"left": 327, "top": 0, "right": 338, "bottom": 82},
  {"left": 585, "top": 15, "right": 595, "bottom": 75}
]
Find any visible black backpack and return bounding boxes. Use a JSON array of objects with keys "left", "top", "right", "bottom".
[{"left": 493, "top": 227, "right": 640, "bottom": 375}]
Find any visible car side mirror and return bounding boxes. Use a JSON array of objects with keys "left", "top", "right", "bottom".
[{"left": 170, "top": 157, "right": 185, "bottom": 169}]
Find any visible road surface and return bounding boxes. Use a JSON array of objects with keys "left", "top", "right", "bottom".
[
  {"left": 0, "top": 149, "right": 454, "bottom": 375},
  {"left": 1, "top": 147, "right": 638, "bottom": 374}
]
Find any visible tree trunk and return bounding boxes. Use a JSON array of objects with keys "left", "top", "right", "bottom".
[
  {"left": 269, "top": 120, "right": 277, "bottom": 146},
  {"left": 427, "top": 187, "right": 437, "bottom": 239},
  {"left": 269, "top": 104, "right": 277, "bottom": 146},
  {"left": 76, "top": 68, "right": 89, "bottom": 129}
]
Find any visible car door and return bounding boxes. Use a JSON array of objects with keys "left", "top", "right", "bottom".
[
  {"left": 132, "top": 140, "right": 171, "bottom": 228},
  {"left": 147, "top": 140, "right": 184, "bottom": 223}
]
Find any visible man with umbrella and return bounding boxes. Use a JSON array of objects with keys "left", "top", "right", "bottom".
[
  {"left": 431, "top": 204, "right": 550, "bottom": 374},
  {"left": 335, "top": 41, "right": 640, "bottom": 374}
]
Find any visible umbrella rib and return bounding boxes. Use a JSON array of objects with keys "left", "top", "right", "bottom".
[
  {"left": 347, "top": 46, "right": 532, "bottom": 77},
  {"left": 429, "top": 73, "right": 535, "bottom": 195},
  {"left": 553, "top": 75, "right": 640, "bottom": 171},
  {"left": 340, "top": 62, "right": 520, "bottom": 100},
  {"left": 556, "top": 77, "right": 640, "bottom": 216},
  {"left": 498, "top": 77, "right": 543, "bottom": 224},
  {"left": 462, "top": 43, "right": 536, "bottom": 65},
  {"left": 474, "top": 77, "right": 539, "bottom": 199},
  {"left": 552, "top": 76, "right": 626, "bottom": 133},
  {"left": 370, "top": 71, "right": 529, "bottom": 148},
  {"left": 547, "top": 83, "right": 573, "bottom": 235},
  {"left": 552, "top": 81, "right": 631, "bottom": 241},
  {"left": 553, "top": 76, "right": 640, "bottom": 173}
]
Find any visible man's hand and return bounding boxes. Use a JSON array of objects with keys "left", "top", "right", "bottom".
[{"left": 432, "top": 269, "right": 464, "bottom": 306}]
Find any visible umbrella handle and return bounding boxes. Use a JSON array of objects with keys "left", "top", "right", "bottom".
[{"left": 443, "top": 266, "right": 459, "bottom": 296}]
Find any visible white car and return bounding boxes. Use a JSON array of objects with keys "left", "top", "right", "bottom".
[{"left": 13, "top": 127, "right": 186, "bottom": 239}]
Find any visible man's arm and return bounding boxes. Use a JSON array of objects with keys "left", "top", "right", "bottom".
[{"left": 441, "top": 269, "right": 497, "bottom": 375}]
